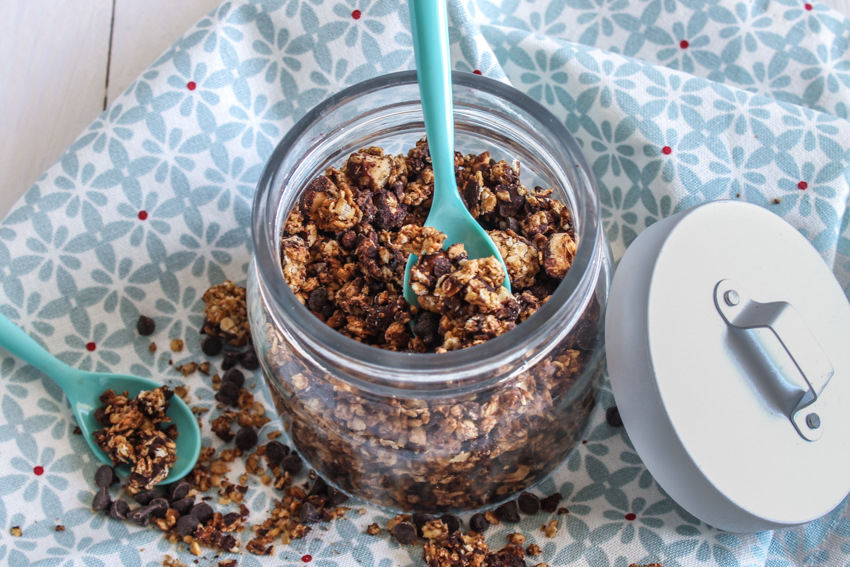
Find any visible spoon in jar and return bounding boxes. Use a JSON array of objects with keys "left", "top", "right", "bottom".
[
  {"left": 0, "top": 313, "right": 200, "bottom": 484},
  {"left": 402, "top": 0, "right": 511, "bottom": 309}
]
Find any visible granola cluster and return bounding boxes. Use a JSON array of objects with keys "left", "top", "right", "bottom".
[
  {"left": 253, "top": 142, "right": 604, "bottom": 511},
  {"left": 279, "top": 139, "right": 578, "bottom": 352},
  {"left": 93, "top": 387, "right": 178, "bottom": 492},
  {"left": 203, "top": 281, "right": 251, "bottom": 347}
]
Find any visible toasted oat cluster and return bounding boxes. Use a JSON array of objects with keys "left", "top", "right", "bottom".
[
  {"left": 93, "top": 387, "right": 178, "bottom": 492},
  {"left": 280, "top": 139, "right": 577, "bottom": 352},
  {"left": 203, "top": 281, "right": 251, "bottom": 347}
]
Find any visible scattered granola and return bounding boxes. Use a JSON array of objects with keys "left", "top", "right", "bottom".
[
  {"left": 202, "top": 281, "right": 251, "bottom": 347},
  {"left": 92, "top": 386, "right": 178, "bottom": 492},
  {"left": 366, "top": 522, "right": 381, "bottom": 535}
]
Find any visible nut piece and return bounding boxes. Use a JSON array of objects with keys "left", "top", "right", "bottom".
[
  {"left": 366, "top": 523, "right": 381, "bottom": 535},
  {"left": 507, "top": 533, "right": 526, "bottom": 545},
  {"left": 544, "top": 519, "right": 559, "bottom": 538},
  {"left": 10, "top": 526, "right": 22, "bottom": 537},
  {"left": 170, "top": 339, "right": 184, "bottom": 352}
]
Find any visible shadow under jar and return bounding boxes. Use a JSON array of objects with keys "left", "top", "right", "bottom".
[{"left": 248, "top": 71, "right": 612, "bottom": 513}]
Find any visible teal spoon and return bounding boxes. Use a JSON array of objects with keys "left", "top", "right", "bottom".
[
  {"left": 402, "top": 0, "right": 511, "bottom": 309},
  {"left": 0, "top": 313, "right": 200, "bottom": 484}
]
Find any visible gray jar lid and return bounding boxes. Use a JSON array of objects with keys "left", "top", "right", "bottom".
[{"left": 605, "top": 200, "right": 850, "bottom": 533}]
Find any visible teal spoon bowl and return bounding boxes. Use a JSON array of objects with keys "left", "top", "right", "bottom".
[
  {"left": 402, "top": 0, "right": 511, "bottom": 309},
  {"left": 0, "top": 313, "right": 200, "bottom": 484}
]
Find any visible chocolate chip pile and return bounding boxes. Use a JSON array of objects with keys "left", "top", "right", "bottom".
[
  {"left": 280, "top": 139, "right": 577, "bottom": 352},
  {"left": 92, "top": 386, "right": 178, "bottom": 492}
]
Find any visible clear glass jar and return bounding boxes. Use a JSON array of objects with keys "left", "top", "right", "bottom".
[{"left": 248, "top": 71, "right": 612, "bottom": 512}]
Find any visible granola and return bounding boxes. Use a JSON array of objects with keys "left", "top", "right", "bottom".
[
  {"left": 203, "top": 281, "right": 251, "bottom": 347},
  {"left": 92, "top": 387, "right": 178, "bottom": 492},
  {"left": 255, "top": 140, "right": 603, "bottom": 511}
]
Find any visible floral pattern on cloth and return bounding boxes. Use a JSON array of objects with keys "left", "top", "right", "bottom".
[{"left": 1, "top": 1, "right": 850, "bottom": 566}]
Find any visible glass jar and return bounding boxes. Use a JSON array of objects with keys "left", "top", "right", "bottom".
[{"left": 248, "top": 71, "right": 612, "bottom": 512}]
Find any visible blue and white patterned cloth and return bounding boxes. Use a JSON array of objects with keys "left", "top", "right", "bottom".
[{"left": 2, "top": 1, "right": 850, "bottom": 566}]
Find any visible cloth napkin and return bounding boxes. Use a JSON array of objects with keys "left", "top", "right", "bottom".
[{"left": 2, "top": 1, "right": 850, "bottom": 566}]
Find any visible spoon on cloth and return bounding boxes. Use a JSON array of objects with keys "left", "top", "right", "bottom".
[
  {"left": 0, "top": 313, "right": 200, "bottom": 484},
  {"left": 402, "top": 0, "right": 511, "bottom": 309}
]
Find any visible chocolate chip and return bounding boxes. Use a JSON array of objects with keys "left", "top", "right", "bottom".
[
  {"left": 148, "top": 498, "right": 169, "bottom": 518},
  {"left": 495, "top": 500, "right": 520, "bottom": 523},
  {"left": 222, "top": 512, "right": 241, "bottom": 527},
  {"left": 240, "top": 350, "right": 260, "bottom": 371},
  {"left": 299, "top": 502, "right": 321, "bottom": 524},
  {"left": 265, "top": 441, "right": 289, "bottom": 465},
  {"left": 92, "top": 487, "right": 112, "bottom": 513},
  {"left": 469, "top": 513, "right": 488, "bottom": 533},
  {"left": 539, "top": 492, "right": 563, "bottom": 513},
  {"left": 95, "top": 464, "right": 118, "bottom": 488},
  {"left": 326, "top": 486, "right": 349, "bottom": 507},
  {"left": 235, "top": 426, "right": 258, "bottom": 451},
  {"left": 222, "top": 368, "right": 245, "bottom": 388},
  {"left": 172, "top": 496, "right": 195, "bottom": 516},
  {"left": 177, "top": 514, "right": 200, "bottom": 538},
  {"left": 391, "top": 521, "right": 417, "bottom": 545},
  {"left": 128, "top": 506, "right": 152, "bottom": 527},
  {"left": 606, "top": 406, "right": 623, "bottom": 428},
  {"left": 307, "top": 288, "right": 329, "bottom": 312},
  {"left": 190, "top": 502, "right": 215, "bottom": 524},
  {"left": 109, "top": 499, "right": 130, "bottom": 520},
  {"left": 136, "top": 315, "right": 156, "bottom": 336},
  {"left": 169, "top": 481, "right": 191, "bottom": 503},
  {"left": 281, "top": 454, "right": 302, "bottom": 474},
  {"left": 413, "top": 311, "right": 440, "bottom": 345},
  {"left": 215, "top": 380, "right": 240, "bottom": 406},
  {"left": 221, "top": 351, "right": 241, "bottom": 371},
  {"left": 132, "top": 489, "right": 157, "bottom": 506},
  {"left": 308, "top": 477, "right": 328, "bottom": 498},
  {"left": 201, "top": 335, "right": 223, "bottom": 356},
  {"left": 518, "top": 492, "right": 541, "bottom": 515},
  {"left": 440, "top": 513, "right": 461, "bottom": 534}
]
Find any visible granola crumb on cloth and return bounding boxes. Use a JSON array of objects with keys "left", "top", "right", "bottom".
[{"left": 203, "top": 280, "right": 251, "bottom": 347}]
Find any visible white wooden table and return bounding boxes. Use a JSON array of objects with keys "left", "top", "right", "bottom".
[{"left": 1, "top": 0, "right": 849, "bottom": 220}]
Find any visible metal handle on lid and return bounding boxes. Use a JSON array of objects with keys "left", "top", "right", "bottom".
[{"left": 714, "top": 279, "right": 834, "bottom": 442}]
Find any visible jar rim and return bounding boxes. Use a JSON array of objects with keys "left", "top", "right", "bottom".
[{"left": 252, "top": 70, "right": 603, "bottom": 389}]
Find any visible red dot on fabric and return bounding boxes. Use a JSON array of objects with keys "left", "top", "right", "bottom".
[
  {"left": 805, "top": 3, "right": 813, "bottom": 10},
  {"left": 680, "top": 40, "right": 689, "bottom": 49},
  {"left": 33, "top": 466, "right": 44, "bottom": 476},
  {"left": 625, "top": 513, "right": 636, "bottom": 521},
  {"left": 662, "top": 146, "right": 672, "bottom": 155},
  {"left": 473, "top": 70, "right": 482, "bottom": 75},
  {"left": 798, "top": 181, "right": 808, "bottom": 190},
  {"left": 138, "top": 211, "right": 148, "bottom": 220},
  {"left": 86, "top": 342, "right": 96, "bottom": 352},
  {"left": 302, "top": 555, "right": 313, "bottom": 563},
  {"left": 351, "top": 10, "right": 361, "bottom": 19},
  {"left": 187, "top": 81, "right": 197, "bottom": 91}
]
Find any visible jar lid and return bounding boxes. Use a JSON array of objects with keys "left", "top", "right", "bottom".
[{"left": 605, "top": 200, "right": 850, "bottom": 533}]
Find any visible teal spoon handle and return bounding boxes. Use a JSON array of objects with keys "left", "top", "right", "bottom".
[
  {"left": 409, "top": 0, "right": 464, "bottom": 212},
  {"left": 0, "top": 314, "right": 81, "bottom": 395}
]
